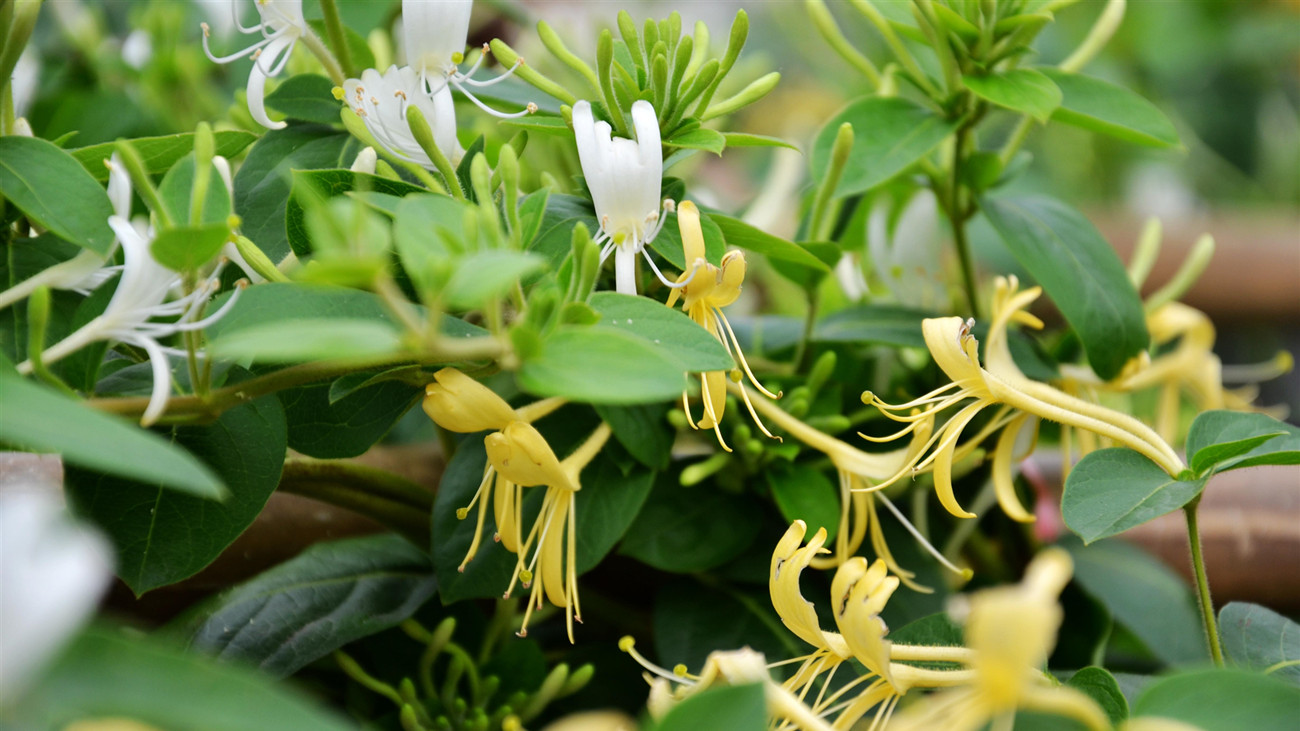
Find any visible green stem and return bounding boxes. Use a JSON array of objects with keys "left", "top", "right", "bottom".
[
  {"left": 282, "top": 459, "right": 434, "bottom": 511},
  {"left": 949, "top": 126, "right": 982, "bottom": 319},
  {"left": 279, "top": 476, "right": 430, "bottom": 546},
  {"left": 1184, "top": 498, "right": 1224, "bottom": 666},
  {"left": 792, "top": 287, "right": 820, "bottom": 372},
  {"left": 317, "top": 0, "right": 354, "bottom": 77},
  {"left": 998, "top": 115, "right": 1034, "bottom": 167},
  {"left": 299, "top": 26, "right": 346, "bottom": 85}
]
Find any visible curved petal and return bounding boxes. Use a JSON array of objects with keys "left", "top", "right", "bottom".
[
  {"left": 136, "top": 337, "right": 174, "bottom": 427},
  {"left": 244, "top": 34, "right": 294, "bottom": 129}
]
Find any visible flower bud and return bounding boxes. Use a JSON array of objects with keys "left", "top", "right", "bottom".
[{"left": 422, "top": 368, "right": 517, "bottom": 433}]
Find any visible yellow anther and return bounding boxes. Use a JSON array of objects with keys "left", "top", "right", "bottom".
[{"left": 618, "top": 636, "right": 636, "bottom": 652}]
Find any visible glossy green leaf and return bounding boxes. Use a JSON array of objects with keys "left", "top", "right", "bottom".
[
  {"left": 209, "top": 319, "right": 404, "bottom": 362},
  {"left": 517, "top": 326, "right": 689, "bottom": 404},
  {"left": 1219, "top": 602, "right": 1300, "bottom": 686},
  {"left": 654, "top": 580, "right": 799, "bottom": 677},
  {"left": 588, "top": 292, "right": 735, "bottom": 372},
  {"left": 1040, "top": 69, "right": 1181, "bottom": 149},
  {"left": 287, "top": 168, "right": 424, "bottom": 257},
  {"left": 150, "top": 222, "right": 231, "bottom": 272},
  {"left": 665, "top": 128, "right": 726, "bottom": 155},
  {"left": 0, "top": 370, "right": 224, "bottom": 499},
  {"left": 280, "top": 379, "right": 421, "bottom": 459},
  {"left": 1133, "top": 669, "right": 1300, "bottom": 731},
  {"left": 766, "top": 463, "right": 841, "bottom": 543},
  {"left": 6, "top": 628, "right": 352, "bottom": 731},
  {"left": 1186, "top": 410, "right": 1300, "bottom": 475},
  {"left": 722, "top": 132, "right": 799, "bottom": 150},
  {"left": 1062, "top": 448, "right": 1207, "bottom": 543},
  {"left": 1066, "top": 667, "right": 1129, "bottom": 724},
  {"left": 71, "top": 130, "right": 257, "bottom": 182},
  {"left": 595, "top": 402, "right": 673, "bottom": 470},
  {"left": 443, "top": 250, "right": 547, "bottom": 310},
  {"left": 656, "top": 683, "right": 766, "bottom": 731},
  {"left": 265, "top": 73, "right": 342, "bottom": 125},
  {"left": 889, "top": 613, "right": 964, "bottom": 651},
  {"left": 814, "top": 304, "right": 931, "bottom": 348},
  {"left": 620, "top": 477, "right": 761, "bottom": 572},
  {"left": 810, "top": 97, "right": 961, "bottom": 196},
  {"left": 180, "top": 534, "right": 437, "bottom": 677},
  {"left": 233, "top": 125, "right": 358, "bottom": 262},
  {"left": 982, "top": 194, "right": 1147, "bottom": 380},
  {"left": 0, "top": 136, "right": 115, "bottom": 255},
  {"left": 1063, "top": 536, "right": 1208, "bottom": 666},
  {"left": 962, "top": 68, "right": 1062, "bottom": 122},
  {"left": 65, "top": 392, "right": 287, "bottom": 594},
  {"left": 710, "top": 213, "right": 832, "bottom": 271}
]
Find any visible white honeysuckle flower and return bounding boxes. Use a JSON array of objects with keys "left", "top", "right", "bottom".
[
  {"left": 200, "top": 0, "right": 307, "bottom": 129},
  {"left": 572, "top": 99, "right": 680, "bottom": 296},
  {"left": 121, "top": 29, "right": 153, "bottom": 70},
  {"left": 351, "top": 146, "right": 378, "bottom": 174},
  {"left": 868, "top": 188, "right": 948, "bottom": 310},
  {"left": 212, "top": 155, "right": 265, "bottom": 283},
  {"left": 12, "top": 46, "right": 39, "bottom": 118},
  {"left": 344, "top": 65, "right": 465, "bottom": 167},
  {"left": 0, "top": 491, "right": 114, "bottom": 706},
  {"left": 402, "top": 0, "right": 534, "bottom": 119}
]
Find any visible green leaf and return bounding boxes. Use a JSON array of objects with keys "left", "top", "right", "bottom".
[
  {"left": 179, "top": 534, "right": 436, "bottom": 677},
  {"left": 393, "top": 193, "right": 470, "bottom": 294},
  {"left": 65, "top": 391, "right": 287, "bottom": 594},
  {"left": 1063, "top": 536, "right": 1208, "bottom": 666},
  {"left": 810, "top": 96, "right": 961, "bottom": 196},
  {"left": 233, "top": 125, "right": 357, "bottom": 262},
  {"left": 766, "top": 463, "right": 841, "bottom": 543},
  {"left": 654, "top": 580, "right": 799, "bottom": 677},
  {"left": 1062, "top": 448, "right": 1207, "bottom": 543},
  {"left": 306, "top": 19, "right": 375, "bottom": 72},
  {"left": 1133, "top": 669, "right": 1300, "bottom": 731},
  {"left": 0, "top": 136, "right": 115, "bottom": 255},
  {"left": 650, "top": 209, "right": 728, "bottom": 269},
  {"left": 71, "top": 130, "right": 258, "bottom": 182},
  {"left": 265, "top": 73, "right": 343, "bottom": 125},
  {"left": 889, "top": 613, "right": 964, "bottom": 649},
  {"left": 1186, "top": 410, "right": 1300, "bottom": 475},
  {"left": 5, "top": 627, "right": 352, "bottom": 731},
  {"left": 721, "top": 132, "right": 799, "bottom": 150},
  {"left": 209, "top": 319, "right": 404, "bottom": 363},
  {"left": 443, "top": 250, "right": 547, "bottom": 310},
  {"left": 1066, "top": 667, "right": 1129, "bottom": 724},
  {"left": 432, "top": 437, "right": 653, "bottom": 603},
  {"left": 287, "top": 168, "right": 424, "bottom": 257},
  {"left": 595, "top": 402, "right": 673, "bottom": 470},
  {"left": 158, "top": 152, "right": 233, "bottom": 226},
  {"left": 981, "top": 194, "right": 1147, "bottom": 380},
  {"left": 517, "top": 326, "right": 689, "bottom": 404},
  {"left": 656, "top": 683, "right": 767, "bottom": 731},
  {"left": 620, "top": 477, "right": 761, "bottom": 572},
  {"left": 150, "top": 222, "right": 231, "bottom": 272},
  {"left": 814, "top": 304, "right": 931, "bottom": 348},
  {"left": 962, "top": 68, "right": 1062, "bottom": 122},
  {"left": 1040, "top": 69, "right": 1181, "bottom": 149},
  {"left": 710, "top": 213, "right": 832, "bottom": 271},
  {"left": 280, "top": 379, "right": 421, "bottom": 459},
  {"left": 588, "top": 292, "right": 735, "bottom": 372},
  {"left": 499, "top": 114, "right": 573, "bottom": 136},
  {"left": 665, "top": 128, "right": 726, "bottom": 155},
  {"left": 0, "top": 370, "right": 224, "bottom": 499},
  {"left": 1219, "top": 602, "right": 1300, "bottom": 686}
]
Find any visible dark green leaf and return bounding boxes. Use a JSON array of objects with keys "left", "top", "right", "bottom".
[
  {"left": 963, "top": 69, "right": 1062, "bottom": 122},
  {"left": 595, "top": 402, "right": 673, "bottom": 470},
  {"left": 1063, "top": 536, "right": 1208, "bottom": 666},
  {"left": 710, "top": 214, "right": 832, "bottom": 271},
  {"left": 150, "top": 222, "right": 231, "bottom": 272},
  {"left": 981, "top": 194, "right": 1147, "bottom": 380},
  {"left": 71, "top": 130, "right": 257, "bottom": 182},
  {"left": 665, "top": 128, "right": 726, "bottom": 155},
  {"left": 654, "top": 580, "right": 799, "bottom": 676},
  {"left": 620, "top": 477, "right": 761, "bottom": 572},
  {"left": 1066, "top": 667, "right": 1129, "bottom": 724},
  {"left": 1219, "top": 602, "right": 1300, "bottom": 686},
  {"left": 766, "top": 462, "right": 841, "bottom": 543},
  {"left": 0, "top": 136, "right": 115, "bottom": 255},
  {"left": 158, "top": 153, "right": 234, "bottom": 226},
  {"left": 280, "top": 379, "right": 420, "bottom": 459},
  {"left": 656, "top": 683, "right": 767, "bottom": 731},
  {"left": 181, "top": 534, "right": 436, "bottom": 677},
  {"left": 649, "top": 209, "right": 727, "bottom": 269},
  {"left": 1133, "top": 669, "right": 1300, "bottom": 731},
  {"left": 1186, "top": 410, "right": 1300, "bottom": 475},
  {"left": 1040, "top": 69, "right": 1181, "bottom": 149},
  {"left": 0, "top": 370, "right": 224, "bottom": 499},
  {"left": 287, "top": 168, "right": 424, "bottom": 257},
  {"left": 265, "top": 73, "right": 343, "bottom": 125},
  {"left": 65, "top": 391, "right": 287, "bottom": 594},
  {"left": 588, "top": 292, "right": 735, "bottom": 372},
  {"left": 6, "top": 628, "right": 352, "bottom": 731},
  {"left": 1062, "top": 448, "right": 1207, "bottom": 543},
  {"left": 814, "top": 304, "right": 931, "bottom": 348},
  {"left": 517, "top": 326, "right": 689, "bottom": 404},
  {"left": 810, "top": 97, "right": 961, "bottom": 196},
  {"left": 889, "top": 613, "right": 964, "bottom": 648}
]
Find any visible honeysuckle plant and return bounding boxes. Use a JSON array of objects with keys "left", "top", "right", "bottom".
[{"left": 2, "top": 1, "right": 1297, "bottom": 730}]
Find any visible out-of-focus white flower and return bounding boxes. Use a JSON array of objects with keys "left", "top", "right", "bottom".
[
  {"left": 343, "top": 65, "right": 465, "bottom": 167},
  {"left": 1123, "top": 162, "right": 1198, "bottom": 221},
  {"left": 402, "top": 0, "right": 533, "bottom": 119},
  {"left": 12, "top": 46, "right": 39, "bottom": 118},
  {"left": 868, "top": 188, "right": 948, "bottom": 310},
  {"left": 572, "top": 99, "right": 677, "bottom": 295},
  {"left": 121, "top": 29, "right": 153, "bottom": 70},
  {"left": 350, "top": 146, "right": 378, "bottom": 174},
  {"left": 200, "top": 0, "right": 306, "bottom": 129},
  {"left": 194, "top": 0, "right": 237, "bottom": 39},
  {"left": 0, "top": 491, "right": 114, "bottom": 706}
]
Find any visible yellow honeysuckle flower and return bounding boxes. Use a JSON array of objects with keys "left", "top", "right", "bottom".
[
  {"left": 741, "top": 384, "right": 967, "bottom": 586},
  {"left": 422, "top": 367, "right": 521, "bottom": 433},
  {"left": 887, "top": 548, "right": 1110, "bottom": 731},
  {"left": 866, "top": 276, "right": 1186, "bottom": 524},
  {"left": 667, "top": 201, "right": 782, "bottom": 452}
]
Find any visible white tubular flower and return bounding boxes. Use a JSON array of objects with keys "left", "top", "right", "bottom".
[
  {"left": 213, "top": 155, "right": 264, "bottom": 283},
  {"left": 350, "top": 146, "right": 378, "bottom": 174},
  {"left": 402, "top": 0, "right": 534, "bottom": 119},
  {"left": 573, "top": 99, "right": 677, "bottom": 296},
  {"left": 200, "top": 0, "right": 306, "bottom": 129},
  {"left": 0, "top": 491, "right": 114, "bottom": 706},
  {"left": 868, "top": 188, "right": 948, "bottom": 310},
  {"left": 344, "top": 65, "right": 465, "bottom": 167}
]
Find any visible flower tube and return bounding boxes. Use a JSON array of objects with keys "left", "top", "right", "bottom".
[{"left": 201, "top": 0, "right": 307, "bottom": 129}]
